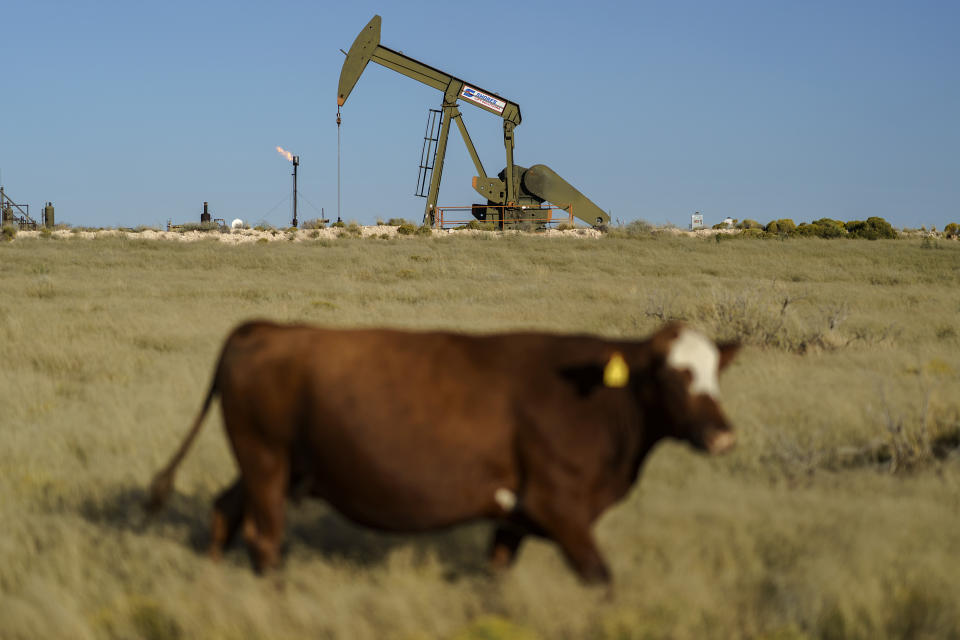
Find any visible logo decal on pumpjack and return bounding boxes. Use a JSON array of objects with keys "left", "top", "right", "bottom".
[{"left": 460, "top": 86, "right": 506, "bottom": 114}]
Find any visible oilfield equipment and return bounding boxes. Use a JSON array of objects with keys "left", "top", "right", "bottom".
[
  {"left": 337, "top": 15, "right": 611, "bottom": 230},
  {"left": 167, "top": 202, "right": 226, "bottom": 231},
  {"left": 1, "top": 186, "right": 50, "bottom": 230},
  {"left": 276, "top": 146, "right": 300, "bottom": 228}
]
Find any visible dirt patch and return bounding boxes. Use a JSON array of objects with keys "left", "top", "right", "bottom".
[{"left": 15, "top": 225, "right": 607, "bottom": 243}]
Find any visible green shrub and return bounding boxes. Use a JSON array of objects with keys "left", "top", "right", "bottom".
[
  {"left": 737, "top": 219, "right": 763, "bottom": 230},
  {"left": 811, "top": 218, "right": 847, "bottom": 238},
  {"left": 555, "top": 222, "right": 574, "bottom": 231},
  {"left": 457, "top": 220, "right": 496, "bottom": 231},
  {"left": 2, "top": 225, "right": 17, "bottom": 241},
  {"left": 740, "top": 228, "right": 765, "bottom": 238},
  {"left": 387, "top": 218, "right": 409, "bottom": 226},
  {"left": 765, "top": 218, "right": 796, "bottom": 235},
  {"left": 177, "top": 221, "right": 222, "bottom": 233},
  {"left": 794, "top": 218, "right": 846, "bottom": 238},
  {"left": 331, "top": 220, "right": 345, "bottom": 228},
  {"left": 944, "top": 222, "right": 959, "bottom": 239},
  {"left": 396, "top": 223, "right": 417, "bottom": 235},
  {"left": 415, "top": 225, "right": 433, "bottom": 236},
  {"left": 344, "top": 222, "right": 362, "bottom": 236},
  {"left": 845, "top": 216, "right": 897, "bottom": 240}
]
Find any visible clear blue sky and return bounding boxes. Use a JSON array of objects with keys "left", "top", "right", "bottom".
[{"left": 2, "top": 0, "right": 957, "bottom": 229}]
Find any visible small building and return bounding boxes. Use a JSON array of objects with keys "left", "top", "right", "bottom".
[{"left": 721, "top": 217, "right": 735, "bottom": 228}]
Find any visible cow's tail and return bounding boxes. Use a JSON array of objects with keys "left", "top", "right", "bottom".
[{"left": 145, "top": 371, "right": 220, "bottom": 513}]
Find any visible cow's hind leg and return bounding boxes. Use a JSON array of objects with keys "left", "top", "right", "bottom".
[
  {"left": 238, "top": 448, "right": 289, "bottom": 574},
  {"left": 209, "top": 479, "right": 244, "bottom": 561},
  {"left": 488, "top": 525, "right": 525, "bottom": 569}
]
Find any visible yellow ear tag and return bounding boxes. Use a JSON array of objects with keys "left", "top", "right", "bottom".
[{"left": 603, "top": 352, "right": 629, "bottom": 388}]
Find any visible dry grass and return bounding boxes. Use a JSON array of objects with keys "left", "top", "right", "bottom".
[{"left": 1, "top": 234, "right": 959, "bottom": 639}]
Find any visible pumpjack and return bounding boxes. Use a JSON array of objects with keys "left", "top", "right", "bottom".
[{"left": 338, "top": 15, "right": 610, "bottom": 229}]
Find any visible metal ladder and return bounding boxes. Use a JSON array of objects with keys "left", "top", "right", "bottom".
[{"left": 415, "top": 109, "right": 442, "bottom": 197}]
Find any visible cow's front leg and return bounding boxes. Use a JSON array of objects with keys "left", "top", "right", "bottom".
[
  {"left": 525, "top": 491, "right": 610, "bottom": 585},
  {"left": 551, "top": 523, "right": 610, "bottom": 585},
  {"left": 209, "top": 478, "right": 244, "bottom": 561}
]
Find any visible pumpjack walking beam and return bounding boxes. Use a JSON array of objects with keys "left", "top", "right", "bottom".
[{"left": 338, "top": 16, "right": 520, "bottom": 226}]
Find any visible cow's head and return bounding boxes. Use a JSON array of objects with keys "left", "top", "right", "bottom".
[
  {"left": 561, "top": 323, "right": 739, "bottom": 454},
  {"left": 643, "top": 323, "right": 740, "bottom": 454}
]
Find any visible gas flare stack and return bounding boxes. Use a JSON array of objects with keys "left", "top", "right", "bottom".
[{"left": 276, "top": 146, "right": 299, "bottom": 228}]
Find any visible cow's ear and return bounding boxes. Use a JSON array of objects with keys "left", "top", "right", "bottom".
[
  {"left": 558, "top": 364, "right": 605, "bottom": 396},
  {"left": 718, "top": 341, "right": 740, "bottom": 370},
  {"left": 560, "top": 352, "right": 631, "bottom": 396}
]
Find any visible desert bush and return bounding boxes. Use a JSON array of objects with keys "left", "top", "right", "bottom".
[
  {"left": 740, "top": 228, "right": 765, "bottom": 238},
  {"left": 944, "top": 222, "right": 959, "bottom": 238},
  {"left": 253, "top": 223, "right": 275, "bottom": 232},
  {"left": 2, "top": 225, "right": 17, "bottom": 241},
  {"left": 178, "top": 221, "right": 221, "bottom": 233},
  {"left": 343, "top": 222, "right": 363, "bottom": 237},
  {"left": 301, "top": 218, "right": 327, "bottom": 230},
  {"left": 415, "top": 224, "right": 433, "bottom": 236},
  {"left": 647, "top": 285, "right": 855, "bottom": 354},
  {"left": 796, "top": 218, "right": 847, "bottom": 238},
  {"left": 623, "top": 219, "right": 653, "bottom": 235},
  {"left": 764, "top": 218, "right": 796, "bottom": 235},
  {"left": 457, "top": 220, "right": 496, "bottom": 231},
  {"left": 396, "top": 223, "right": 417, "bottom": 236},
  {"left": 331, "top": 220, "right": 345, "bottom": 228},
  {"left": 555, "top": 222, "right": 574, "bottom": 231},
  {"left": 737, "top": 219, "right": 763, "bottom": 230},
  {"left": 387, "top": 218, "right": 410, "bottom": 226},
  {"left": 845, "top": 216, "right": 897, "bottom": 240}
]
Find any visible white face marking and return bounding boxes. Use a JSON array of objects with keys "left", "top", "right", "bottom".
[
  {"left": 666, "top": 328, "right": 720, "bottom": 398},
  {"left": 494, "top": 488, "right": 517, "bottom": 512}
]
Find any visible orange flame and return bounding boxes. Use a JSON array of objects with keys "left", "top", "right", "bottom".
[{"left": 276, "top": 146, "right": 293, "bottom": 162}]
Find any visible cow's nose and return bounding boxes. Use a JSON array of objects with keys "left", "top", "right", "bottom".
[{"left": 707, "top": 430, "right": 736, "bottom": 454}]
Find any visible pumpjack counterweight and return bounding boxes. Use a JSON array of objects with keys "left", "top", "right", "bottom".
[{"left": 337, "top": 15, "right": 610, "bottom": 228}]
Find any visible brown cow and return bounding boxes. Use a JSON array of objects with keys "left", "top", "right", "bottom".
[{"left": 147, "top": 321, "right": 739, "bottom": 583}]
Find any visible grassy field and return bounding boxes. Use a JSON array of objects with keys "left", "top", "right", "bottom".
[{"left": 1, "top": 231, "right": 959, "bottom": 639}]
